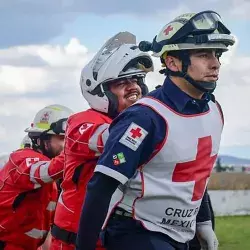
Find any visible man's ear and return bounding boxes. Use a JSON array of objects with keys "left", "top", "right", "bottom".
[
  {"left": 164, "top": 56, "right": 182, "bottom": 72},
  {"left": 38, "top": 138, "right": 48, "bottom": 149},
  {"left": 37, "top": 138, "right": 41, "bottom": 146}
]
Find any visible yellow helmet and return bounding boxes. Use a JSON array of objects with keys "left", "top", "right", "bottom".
[{"left": 25, "top": 104, "right": 73, "bottom": 136}]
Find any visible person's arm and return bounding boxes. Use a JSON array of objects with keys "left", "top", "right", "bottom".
[
  {"left": 9, "top": 151, "right": 65, "bottom": 190},
  {"left": 197, "top": 188, "right": 211, "bottom": 223},
  {"left": 196, "top": 189, "right": 218, "bottom": 250},
  {"left": 28, "top": 152, "right": 65, "bottom": 185},
  {"left": 76, "top": 106, "right": 163, "bottom": 250},
  {"left": 76, "top": 172, "right": 120, "bottom": 250}
]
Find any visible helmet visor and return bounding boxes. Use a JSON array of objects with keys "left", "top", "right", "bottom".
[
  {"left": 192, "top": 12, "right": 222, "bottom": 31},
  {"left": 190, "top": 11, "right": 231, "bottom": 35}
]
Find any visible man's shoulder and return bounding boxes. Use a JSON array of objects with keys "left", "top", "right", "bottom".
[
  {"left": 115, "top": 105, "right": 156, "bottom": 128},
  {"left": 112, "top": 98, "right": 167, "bottom": 136},
  {"left": 9, "top": 149, "right": 48, "bottom": 166},
  {"left": 68, "top": 109, "right": 112, "bottom": 129}
]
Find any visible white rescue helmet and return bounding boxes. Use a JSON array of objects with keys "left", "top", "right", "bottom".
[
  {"left": 80, "top": 31, "right": 154, "bottom": 117},
  {"left": 139, "top": 10, "right": 235, "bottom": 93},
  {"left": 25, "top": 104, "right": 73, "bottom": 136},
  {"left": 140, "top": 10, "right": 235, "bottom": 57},
  {"left": 20, "top": 135, "right": 32, "bottom": 149}
]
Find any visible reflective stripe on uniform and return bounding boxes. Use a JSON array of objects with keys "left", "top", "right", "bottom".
[
  {"left": 89, "top": 123, "right": 109, "bottom": 153},
  {"left": 30, "top": 161, "right": 53, "bottom": 184},
  {"left": 101, "top": 127, "right": 109, "bottom": 146},
  {"left": 40, "top": 162, "right": 53, "bottom": 183},
  {"left": 58, "top": 189, "right": 74, "bottom": 213},
  {"left": 30, "top": 161, "right": 47, "bottom": 184},
  {"left": 34, "top": 183, "right": 41, "bottom": 189},
  {"left": 47, "top": 201, "right": 57, "bottom": 211},
  {"left": 25, "top": 228, "right": 48, "bottom": 239}
]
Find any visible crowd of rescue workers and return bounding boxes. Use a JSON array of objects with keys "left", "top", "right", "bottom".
[{"left": 0, "top": 10, "right": 235, "bottom": 250}]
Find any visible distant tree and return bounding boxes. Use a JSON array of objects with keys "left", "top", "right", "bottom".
[{"left": 215, "top": 157, "right": 223, "bottom": 172}]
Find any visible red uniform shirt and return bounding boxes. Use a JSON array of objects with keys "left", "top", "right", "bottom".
[
  {"left": 0, "top": 148, "right": 64, "bottom": 249},
  {"left": 53, "top": 109, "right": 111, "bottom": 248}
]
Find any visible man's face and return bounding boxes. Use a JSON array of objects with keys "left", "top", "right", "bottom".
[
  {"left": 44, "top": 135, "right": 64, "bottom": 157},
  {"left": 187, "top": 49, "right": 221, "bottom": 83},
  {"left": 109, "top": 77, "right": 142, "bottom": 113}
]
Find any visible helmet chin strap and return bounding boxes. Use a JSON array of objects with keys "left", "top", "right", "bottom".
[{"left": 182, "top": 74, "right": 216, "bottom": 93}]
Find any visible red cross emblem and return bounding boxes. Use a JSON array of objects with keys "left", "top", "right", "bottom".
[
  {"left": 172, "top": 136, "right": 217, "bottom": 201},
  {"left": 44, "top": 112, "right": 49, "bottom": 118},
  {"left": 40, "top": 112, "right": 50, "bottom": 123},
  {"left": 130, "top": 127, "right": 142, "bottom": 139},
  {"left": 79, "top": 123, "right": 93, "bottom": 134},
  {"left": 164, "top": 25, "right": 173, "bottom": 36},
  {"left": 26, "top": 157, "right": 40, "bottom": 167}
]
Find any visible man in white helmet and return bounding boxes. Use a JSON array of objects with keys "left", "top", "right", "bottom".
[
  {"left": 0, "top": 104, "right": 73, "bottom": 250},
  {"left": 0, "top": 136, "right": 31, "bottom": 172},
  {"left": 76, "top": 11, "right": 235, "bottom": 250},
  {"left": 49, "top": 32, "right": 153, "bottom": 250},
  {"left": 20, "top": 135, "right": 32, "bottom": 149}
]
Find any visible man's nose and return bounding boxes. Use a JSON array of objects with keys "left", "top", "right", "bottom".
[
  {"left": 211, "top": 54, "right": 221, "bottom": 70},
  {"left": 126, "top": 79, "right": 138, "bottom": 89}
]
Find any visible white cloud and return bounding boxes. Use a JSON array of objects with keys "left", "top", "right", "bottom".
[
  {"left": 0, "top": 38, "right": 92, "bottom": 152},
  {"left": 0, "top": 37, "right": 250, "bottom": 154},
  {"left": 229, "top": 0, "right": 250, "bottom": 19},
  {"left": 1, "top": 1, "right": 249, "bottom": 47},
  {"left": 211, "top": 38, "right": 250, "bottom": 147},
  {"left": 0, "top": 38, "right": 91, "bottom": 95}
]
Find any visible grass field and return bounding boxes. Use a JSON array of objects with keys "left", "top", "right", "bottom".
[
  {"left": 208, "top": 173, "right": 250, "bottom": 190},
  {"left": 215, "top": 216, "right": 250, "bottom": 250}
]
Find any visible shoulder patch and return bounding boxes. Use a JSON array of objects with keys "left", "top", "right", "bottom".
[
  {"left": 79, "top": 123, "right": 93, "bottom": 135},
  {"left": 119, "top": 122, "right": 148, "bottom": 151},
  {"left": 26, "top": 157, "right": 40, "bottom": 167}
]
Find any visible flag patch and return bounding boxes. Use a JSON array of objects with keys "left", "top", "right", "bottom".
[
  {"left": 119, "top": 122, "right": 148, "bottom": 151},
  {"left": 113, "top": 152, "right": 126, "bottom": 166},
  {"left": 79, "top": 123, "right": 93, "bottom": 134}
]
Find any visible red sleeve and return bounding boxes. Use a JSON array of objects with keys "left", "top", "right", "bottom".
[
  {"left": 12, "top": 152, "right": 64, "bottom": 189},
  {"left": 65, "top": 121, "right": 110, "bottom": 159}
]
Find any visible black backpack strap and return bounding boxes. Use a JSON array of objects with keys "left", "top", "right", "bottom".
[
  {"left": 72, "top": 164, "right": 84, "bottom": 185},
  {"left": 12, "top": 189, "right": 38, "bottom": 210},
  {"left": 0, "top": 240, "right": 6, "bottom": 250},
  {"left": 51, "top": 224, "right": 76, "bottom": 245},
  {"left": 71, "top": 160, "right": 97, "bottom": 185}
]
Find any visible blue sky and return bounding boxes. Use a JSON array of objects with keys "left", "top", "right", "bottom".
[
  {"left": 0, "top": 0, "right": 250, "bottom": 158},
  {"left": 51, "top": 13, "right": 250, "bottom": 56}
]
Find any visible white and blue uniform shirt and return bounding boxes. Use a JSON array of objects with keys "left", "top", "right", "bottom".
[{"left": 95, "top": 77, "right": 223, "bottom": 243}]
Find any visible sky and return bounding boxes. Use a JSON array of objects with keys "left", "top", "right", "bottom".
[{"left": 0, "top": 0, "right": 250, "bottom": 158}]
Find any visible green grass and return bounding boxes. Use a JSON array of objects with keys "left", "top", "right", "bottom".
[{"left": 215, "top": 216, "right": 250, "bottom": 250}]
